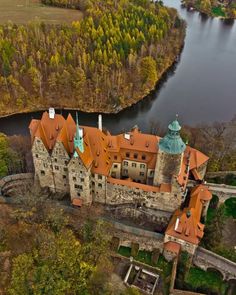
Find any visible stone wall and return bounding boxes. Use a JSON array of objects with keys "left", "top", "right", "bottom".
[
  {"left": 110, "top": 221, "right": 164, "bottom": 252},
  {"left": 106, "top": 182, "right": 182, "bottom": 214},
  {"left": 154, "top": 150, "right": 183, "bottom": 186},
  {"left": 68, "top": 157, "right": 92, "bottom": 204},
  {"left": 32, "top": 138, "right": 55, "bottom": 191},
  {"left": 164, "top": 234, "right": 197, "bottom": 255},
  {"left": 92, "top": 174, "right": 107, "bottom": 203},
  {"left": 51, "top": 141, "right": 70, "bottom": 193}
]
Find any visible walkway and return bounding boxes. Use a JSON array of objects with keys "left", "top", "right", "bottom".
[{"left": 194, "top": 247, "right": 236, "bottom": 281}]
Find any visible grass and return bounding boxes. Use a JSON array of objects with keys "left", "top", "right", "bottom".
[
  {"left": 0, "top": 0, "right": 83, "bottom": 24},
  {"left": 224, "top": 198, "right": 236, "bottom": 219},
  {"left": 212, "top": 6, "right": 226, "bottom": 17},
  {"left": 185, "top": 267, "right": 229, "bottom": 295},
  {"left": 206, "top": 194, "right": 219, "bottom": 223}
]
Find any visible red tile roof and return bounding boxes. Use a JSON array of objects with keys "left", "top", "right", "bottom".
[
  {"left": 29, "top": 111, "right": 209, "bottom": 182},
  {"left": 164, "top": 241, "right": 181, "bottom": 254},
  {"left": 165, "top": 185, "right": 212, "bottom": 245}
]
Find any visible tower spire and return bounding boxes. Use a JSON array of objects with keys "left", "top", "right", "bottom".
[
  {"left": 74, "top": 112, "right": 84, "bottom": 154},
  {"left": 159, "top": 116, "right": 186, "bottom": 154}
]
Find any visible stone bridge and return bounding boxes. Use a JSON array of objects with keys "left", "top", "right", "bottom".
[
  {"left": 206, "top": 183, "right": 236, "bottom": 204},
  {"left": 0, "top": 173, "right": 34, "bottom": 197},
  {"left": 188, "top": 181, "right": 236, "bottom": 204},
  {"left": 193, "top": 247, "right": 236, "bottom": 281}
]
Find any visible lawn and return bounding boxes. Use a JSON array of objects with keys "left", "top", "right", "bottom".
[
  {"left": 185, "top": 267, "right": 229, "bottom": 295},
  {"left": 0, "top": 0, "right": 83, "bottom": 24}
]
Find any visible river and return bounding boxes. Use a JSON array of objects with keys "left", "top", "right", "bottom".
[{"left": 0, "top": 0, "right": 236, "bottom": 136}]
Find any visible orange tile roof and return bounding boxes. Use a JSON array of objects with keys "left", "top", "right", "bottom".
[
  {"left": 165, "top": 185, "right": 212, "bottom": 245},
  {"left": 29, "top": 111, "right": 209, "bottom": 183},
  {"left": 186, "top": 146, "right": 209, "bottom": 170},
  {"left": 57, "top": 114, "right": 76, "bottom": 155},
  {"left": 164, "top": 241, "right": 181, "bottom": 254},
  {"left": 72, "top": 198, "right": 82, "bottom": 207},
  {"left": 30, "top": 111, "right": 65, "bottom": 151}
]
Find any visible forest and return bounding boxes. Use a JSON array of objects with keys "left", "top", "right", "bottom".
[
  {"left": 183, "top": 0, "right": 236, "bottom": 18},
  {"left": 0, "top": 0, "right": 185, "bottom": 116},
  {"left": 0, "top": 188, "right": 141, "bottom": 295}
]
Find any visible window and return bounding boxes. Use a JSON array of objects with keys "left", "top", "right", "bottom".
[
  {"left": 63, "top": 175, "right": 66, "bottom": 179},
  {"left": 142, "top": 155, "right": 146, "bottom": 160},
  {"left": 140, "top": 164, "right": 145, "bottom": 169},
  {"left": 79, "top": 185, "right": 83, "bottom": 190},
  {"left": 92, "top": 181, "right": 95, "bottom": 186},
  {"left": 98, "top": 183, "right": 102, "bottom": 188},
  {"left": 134, "top": 153, "right": 138, "bottom": 159},
  {"left": 123, "top": 161, "right": 128, "bottom": 166},
  {"left": 150, "top": 170, "right": 154, "bottom": 176},
  {"left": 54, "top": 158, "right": 57, "bottom": 162},
  {"left": 114, "top": 155, "right": 117, "bottom": 160},
  {"left": 132, "top": 163, "right": 136, "bottom": 168},
  {"left": 114, "top": 164, "right": 118, "bottom": 169},
  {"left": 77, "top": 192, "right": 81, "bottom": 197},
  {"left": 55, "top": 165, "right": 59, "bottom": 170},
  {"left": 123, "top": 169, "right": 128, "bottom": 175},
  {"left": 65, "top": 160, "right": 68, "bottom": 165},
  {"left": 36, "top": 154, "right": 38, "bottom": 158},
  {"left": 140, "top": 172, "right": 145, "bottom": 177},
  {"left": 73, "top": 177, "right": 76, "bottom": 181},
  {"left": 81, "top": 178, "right": 84, "bottom": 182},
  {"left": 74, "top": 184, "right": 79, "bottom": 189},
  {"left": 98, "top": 175, "right": 103, "bottom": 180},
  {"left": 43, "top": 163, "right": 48, "bottom": 168},
  {"left": 64, "top": 167, "right": 68, "bottom": 172},
  {"left": 40, "top": 170, "right": 45, "bottom": 176},
  {"left": 126, "top": 152, "right": 130, "bottom": 158}
]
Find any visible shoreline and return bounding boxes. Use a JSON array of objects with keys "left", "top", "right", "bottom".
[
  {"left": 0, "top": 43, "right": 185, "bottom": 120},
  {"left": 181, "top": 2, "right": 236, "bottom": 20}
]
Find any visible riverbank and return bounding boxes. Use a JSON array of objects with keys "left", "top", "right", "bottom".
[
  {"left": 0, "top": 46, "right": 184, "bottom": 119},
  {"left": 0, "top": 0, "right": 186, "bottom": 118},
  {"left": 182, "top": 0, "right": 236, "bottom": 19}
]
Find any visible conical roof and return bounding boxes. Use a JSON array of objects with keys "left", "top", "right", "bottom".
[{"left": 159, "top": 119, "right": 186, "bottom": 154}]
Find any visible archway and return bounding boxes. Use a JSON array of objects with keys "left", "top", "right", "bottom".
[
  {"left": 206, "top": 267, "right": 224, "bottom": 281},
  {"left": 227, "top": 279, "right": 236, "bottom": 295},
  {"left": 224, "top": 198, "right": 236, "bottom": 219}
]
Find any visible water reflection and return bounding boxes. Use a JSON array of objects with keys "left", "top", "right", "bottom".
[{"left": 0, "top": 0, "right": 236, "bottom": 136}]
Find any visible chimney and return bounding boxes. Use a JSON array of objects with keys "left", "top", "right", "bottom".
[
  {"left": 98, "top": 114, "right": 102, "bottom": 131},
  {"left": 49, "top": 108, "right": 55, "bottom": 119}
]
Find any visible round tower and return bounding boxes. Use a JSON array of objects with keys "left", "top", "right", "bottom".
[{"left": 153, "top": 118, "right": 186, "bottom": 186}]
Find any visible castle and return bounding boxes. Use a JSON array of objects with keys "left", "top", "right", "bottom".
[{"left": 29, "top": 109, "right": 212, "bottom": 255}]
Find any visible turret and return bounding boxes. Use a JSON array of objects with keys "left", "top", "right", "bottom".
[
  {"left": 153, "top": 117, "right": 186, "bottom": 186},
  {"left": 74, "top": 112, "right": 84, "bottom": 156}
]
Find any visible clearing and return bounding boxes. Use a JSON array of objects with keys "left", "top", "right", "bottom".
[{"left": 0, "top": 0, "right": 83, "bottom": 24}]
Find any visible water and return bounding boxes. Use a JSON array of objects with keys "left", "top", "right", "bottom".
[{"left": 0, "top": 0, "right": 236, "bottom": 136}]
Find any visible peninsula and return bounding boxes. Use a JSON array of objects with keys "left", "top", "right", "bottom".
[{"left": 0, "top": 0, "right": 185, "bottom": 117}]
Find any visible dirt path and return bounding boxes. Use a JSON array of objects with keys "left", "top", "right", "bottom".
[
  {"left": 222, "top": 217, "right": 236, "bottom": 247},
  {"left": 0, "top": 0, "right": 83, "bottom": 24}
]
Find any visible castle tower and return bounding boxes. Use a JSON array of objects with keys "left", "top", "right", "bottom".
[{"left": 153, "top": 118, "right": 186, "bottom": 186}]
